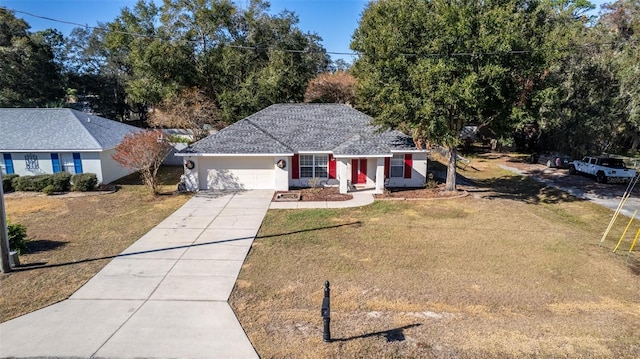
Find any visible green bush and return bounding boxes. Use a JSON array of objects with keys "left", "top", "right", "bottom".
[
  {"left": 7, "top": 221, "right": 28, "bottom": 255},
  {"left": 2, "top": 174, "right": 18, "bottom": 192},
  {"left": 42, "top": 184, "right": 56, "bottom": 195},
  {"left": 13, "top": 175, "right": 53, "bottom": 192},
  {"left": 71, "top": 173, "right": 97, "bottom": 192},
  {"left": 51, "top": 172, "right": 72, "bottom": 192}
]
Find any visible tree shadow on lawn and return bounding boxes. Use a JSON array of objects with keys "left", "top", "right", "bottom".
[
  {"left": 429, "top": 157, "right": 585, "bottom": 204},
  {"left": 11, "top": 222, "right": 361, "bottom": 271},
  {"left": 26, "top": 239, "right": 67, "bottom": 254},
  {"left": 470, "top": 176, "right": 585, "bottom": 204},
  {"left": 331, "top": 323, "right": 422, "bottom": 343}
]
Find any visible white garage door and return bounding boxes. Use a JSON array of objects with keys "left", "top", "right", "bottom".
[{"left": 198, "top": 157, "right": 275, "bottom": 190}]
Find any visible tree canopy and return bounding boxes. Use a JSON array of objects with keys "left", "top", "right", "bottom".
[
  {"left": 94, "top": 0, "right": 329, "bottom": 127},
  {"left": 0, "top": 9, "right": 64, "bottom": 107},
  {"left": 351, "top": 0, "right": 594, "bottom": 190}
]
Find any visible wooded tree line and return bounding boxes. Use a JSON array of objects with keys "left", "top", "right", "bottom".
[
  {"left": 1, "top": 0, "right": 638, "bottom": 165},
  {"left": 1, "top": 0, "right": 329, "bottom": 131}
]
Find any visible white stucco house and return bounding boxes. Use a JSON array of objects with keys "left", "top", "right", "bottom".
[
  {"left": 0, "top": 108, "right": 140, "bottom": 184},
  {"left": 177, "top": 103, "right": 428, "bottom": 194}
]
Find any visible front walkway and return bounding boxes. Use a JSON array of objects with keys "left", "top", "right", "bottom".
[
  {"left": 269, "top": 188, "right": 375, "bottom": 209},
  {"left": 0, "top": 190, "right": 273, "bottom": 359}
]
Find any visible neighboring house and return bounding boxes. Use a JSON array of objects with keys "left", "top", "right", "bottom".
[
  {"left": 177, "top": 104, "right": 428, "bottom": 194},
  {"left": 0, "top": 108, "right": 140, "bottom": 184}
]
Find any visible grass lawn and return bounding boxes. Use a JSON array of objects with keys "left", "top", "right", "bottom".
[
  {"left": 0, "top": 166, "right": 191, "bottom": 323},
  {"left": 230, "top": 155, "right": 640, "bottom": 358}
]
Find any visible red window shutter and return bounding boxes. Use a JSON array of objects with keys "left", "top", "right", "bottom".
[
  {"left": 292, "top": 154, "right": 299, "bottom": 179},
  {"left": 384, "top": 157, "right": 390, "bottom": 178},
  {"left": 328, "top": 154, "right": 336, "bottom": 179},
  {"left": 351, "top": 159, "right": 358, "bottom": 184},
  {"left": 404, "top": 154, "right": 412, "bottom": 179}
]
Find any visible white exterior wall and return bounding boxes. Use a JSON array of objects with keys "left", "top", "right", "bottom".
[
  {"left": 80, "top": 152, "right": 104, "bottom": 183},
  {"left": 411, "top": 152, "right": 428, "bottom": 185},
  {"left": 274, "top": 156, "right": 289, "bottom": 191},
  {"left": 183, "top": 157, "right": 198, "bottom": 191},
  {"left": 197, "top": 156, "right": 275, "bottom": 190},
  {"left": 3, "top": 152, "right": 50, "bottom": 177},
  {"left": 385, "top": 152, "right": 428, "bottom": 187},
  {"left": 172, "top": 152, "right": 427, "bottom": 193},
  {"left": 0, "top": 150, "right": 136, "bottom": 184},
  {"left": 99, "top": 148, "right": 136, "bottom": 184}
]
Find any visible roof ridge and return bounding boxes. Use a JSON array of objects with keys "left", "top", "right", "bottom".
[
  {"left": 245, "top": 117, "right": 295, "bottom": 153},
  {"left": 68, "top": 109, "right": 103, "bottom": 148}
]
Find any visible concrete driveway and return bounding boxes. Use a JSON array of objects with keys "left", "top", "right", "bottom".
[{"left": 0, "top": 190, "right": 273, "bottom": 359}]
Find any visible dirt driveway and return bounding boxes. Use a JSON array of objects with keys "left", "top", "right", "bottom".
[{"left": 499, "top": 159, "right": 640, "bottom": 219}]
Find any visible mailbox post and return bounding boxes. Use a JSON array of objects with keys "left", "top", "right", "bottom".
[{"left": 321, "top": 280, "right": 331, "bottom": 342}]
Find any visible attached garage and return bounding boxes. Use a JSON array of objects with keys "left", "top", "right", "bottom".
[{"left": 198, "top": 156, "right": 275, "bottom": 190}]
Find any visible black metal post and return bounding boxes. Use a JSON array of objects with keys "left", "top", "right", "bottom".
[{"left": 321, "top": 280, "right": 331, "bottom": 342}]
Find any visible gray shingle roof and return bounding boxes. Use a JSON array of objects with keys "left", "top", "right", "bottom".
[
  {"left": 0, "top": 108, "right": 140, "bottom": 151},
  {"left": 184, "top": 104, "right": 419, "bottom": 156}
]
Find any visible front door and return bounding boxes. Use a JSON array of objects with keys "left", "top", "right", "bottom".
[{"left": 351, "top": 159, "right": 367, "bottom": 184}]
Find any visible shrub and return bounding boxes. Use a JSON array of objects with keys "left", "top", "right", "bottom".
[
  {"left": 13, "top": 175, "right": 53, "bottom": 192},
  {"left": 426, "top": 173, "right": 438, "bottom": 189},
  {"left": 7, "top": 221, "right": 28, "bottom": 255},
  {"left": 2, "top": 174, "right": 18, "bottom": 192},
  {"left": 71, "top": 173, "right": 97, "bottom": 192},
  {"left": 167, "top": 134, "right": 191, "bottom": 143},
  {"left": 42, "top": 184, "right": 56, "bottom": 195},
  {"left": 51, "top": 172, "right": 72, "bottom": 192}
]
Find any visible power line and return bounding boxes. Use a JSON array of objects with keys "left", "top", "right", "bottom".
[
  {"left": 3, "top": 7, "right": 360, "bottom": 56},
  {"left": 3, "top": 6, "right": 636, "bottom": 59}
]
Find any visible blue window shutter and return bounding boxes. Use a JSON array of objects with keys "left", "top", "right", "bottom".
[
  {"left": 51, "top": 153, "right": 61, "bottom": 173},
  {"left": 3, "top": 154, "right": 14, "bottom": 174},
  {"left": 73, "top": 153, "right": 83, "bottom": 173}
]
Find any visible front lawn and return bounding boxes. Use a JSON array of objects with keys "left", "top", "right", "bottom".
[
  {"left": 230, "top": 156, "right": 640, "bottom": 358},
  {"left": 0, "top": 166, "right": 191, "bottom": 323}
]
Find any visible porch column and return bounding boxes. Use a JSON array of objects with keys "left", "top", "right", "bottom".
[
  {"left": 375, "top": 157, "right": 385, "bottom": 194},
  {"left": 338, "top": 158, "right": 349, "bottom": 194}
]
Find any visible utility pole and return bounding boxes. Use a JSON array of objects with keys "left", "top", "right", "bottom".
[{"left": 0, "top": 171, "right": 12, "bottom": 273}]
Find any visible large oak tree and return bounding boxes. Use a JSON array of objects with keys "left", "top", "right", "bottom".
[{"left": 351, "top": 0, "right": 591, "bottom": 190}]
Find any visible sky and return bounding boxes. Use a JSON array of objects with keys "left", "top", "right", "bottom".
[
  {"left": 1, "top": 0, "right": 368, "bottom": 63},
  {"left": 1, "top": 0, "right": 610, "bottom": 63}
]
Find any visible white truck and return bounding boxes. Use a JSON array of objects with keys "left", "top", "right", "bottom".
[{"left": 568, "top": 156, "right": 636, "bottom": 183}]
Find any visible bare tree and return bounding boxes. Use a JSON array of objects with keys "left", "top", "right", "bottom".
[
  {"left": 148, "top": 87, "right": 223, "bottom": 139},
  {"left": 112, "top": 130, "right": 173, "bottom": 195},
  {"left": 304, "top": 71, "right": 356, "bottom": 105}
]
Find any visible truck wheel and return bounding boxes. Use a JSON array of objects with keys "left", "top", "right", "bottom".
[
  {"left": 569, "top": 165, "right": 576, "bottom": 175},
  {"left": 596, "top": 172, "right": 607, "bottom": 183}
]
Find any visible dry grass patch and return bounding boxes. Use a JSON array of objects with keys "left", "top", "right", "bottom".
[
  {"left": 230, "top": 158, "right": 640, "bottom": 358},
  {"left": 1, "top": 166, "right": 190, "bottom": 323}
]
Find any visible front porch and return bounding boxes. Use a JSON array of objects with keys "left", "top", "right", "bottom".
[
  {"left": 291, "top": 153, "right": 427, "bottom": 195},
  {"left": 336, "top": 157, "right": 387, "bottom": 194}
]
